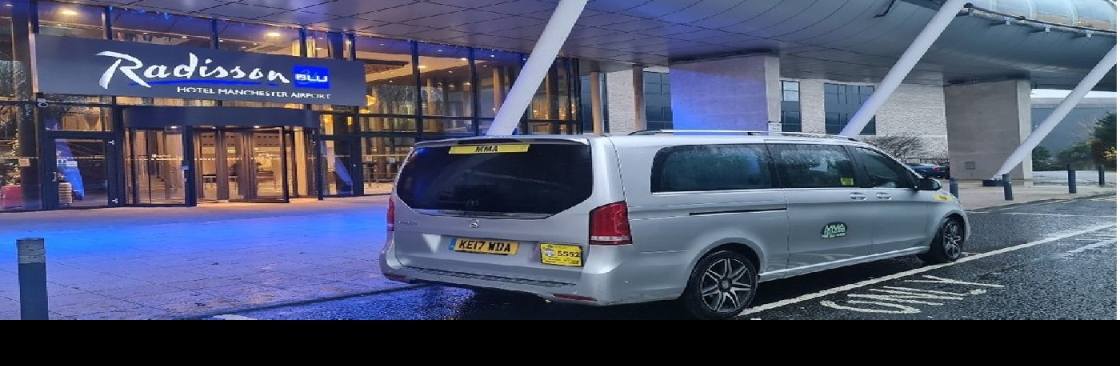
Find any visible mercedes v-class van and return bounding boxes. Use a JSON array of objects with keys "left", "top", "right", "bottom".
[{"left": 379, "top": 130, "right": 969, "bottom": 320}]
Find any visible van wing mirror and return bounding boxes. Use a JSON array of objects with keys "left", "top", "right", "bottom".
[{"left": 916, "top": 177, "right": 942, "bottom": 191}]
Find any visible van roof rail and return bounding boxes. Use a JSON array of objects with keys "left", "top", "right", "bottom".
[{"left": 628, "top": 129, "right": 860, "bottom": 142}]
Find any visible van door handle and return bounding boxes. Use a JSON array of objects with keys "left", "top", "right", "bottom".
[
  {"left": 877, "top": 193, "right": 892, "bottom": 200},
  {"left": 850, "top": 193, "right": 867, "bottom": 201}
]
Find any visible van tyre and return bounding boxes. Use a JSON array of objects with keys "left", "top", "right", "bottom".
[
  {"left": 680, "top": 250, "right": 758, "bottom": 320},
  {"left": 918, "top": 217, "right": 965, "bottom": 265}
]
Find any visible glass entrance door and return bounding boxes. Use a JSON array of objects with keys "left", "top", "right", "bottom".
[
  {"left": 125, "top": 129, "right": 187, "bottom": 205},
  {"left": 195, "top": 127, "right": 287, "bottom": 203},
  {"left": 52, "top": 138, "right": 117, "bottom": 208}
]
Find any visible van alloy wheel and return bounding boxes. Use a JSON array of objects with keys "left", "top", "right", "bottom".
[
  {"left": 941, "top": 220, "right": 963, "bottom": 259},
  {"left": 919, "top": 218, "right": 965, "bottom": 265},
  {"left": 681, "top": 250, "right": 758, "bottom": 320},
  {"left": 701, "top": 258, "right": 754, "bottom": 313}
]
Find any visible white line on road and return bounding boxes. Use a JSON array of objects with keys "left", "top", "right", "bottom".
[
  {"left": 1000, "top": 213, "right": 1117, "bottom": 218},
  {"left": 1065, "top": 240, "right": 1116, "bottom": 255},
  {"left": 212, "top": 314, "right": 257, "bottom": 320},
  {"left": 738, "top": 224, "right": 1118, "bottom": 317}
]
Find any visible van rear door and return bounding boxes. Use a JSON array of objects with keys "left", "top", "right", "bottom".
[{"left": 391, "top": 138, "right": 605, "bottom": 284}]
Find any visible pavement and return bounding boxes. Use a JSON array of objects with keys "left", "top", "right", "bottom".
[{"left": 0, "top": 172, "right": 1115, "bottom": 320}]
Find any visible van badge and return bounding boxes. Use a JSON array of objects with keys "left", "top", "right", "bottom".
[{"left": 469, "top": 219, "right": 481, "bottom": 229}]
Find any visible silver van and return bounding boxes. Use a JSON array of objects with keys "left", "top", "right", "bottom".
[{"left": 379, "top": 130, "right": 970, "bottom": 319}]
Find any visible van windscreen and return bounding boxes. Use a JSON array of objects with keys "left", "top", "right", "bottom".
[{"left": 396, "top": 143, "right": 593, "bottom": 216}]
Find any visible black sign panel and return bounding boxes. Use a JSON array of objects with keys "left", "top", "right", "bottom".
[{"left": 31, "top": 34, "right": 367, "bottom": 106}]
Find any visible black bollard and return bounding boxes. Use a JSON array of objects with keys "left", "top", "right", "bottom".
[
  {"left": 1068, "top": 164, "right": 1078, "bottom": 194},
  {"left": 17, "top": 238, "right": 49, "bottom": 320},
  {"left": 1099, "top": 165, "right": 1107, "bottom": 187},
  {"left": 1002, "top": 174, "right": 1014, "bottom": 201},
  {"left": 949, "top": 178, "right": 959, "bottom": 198}
]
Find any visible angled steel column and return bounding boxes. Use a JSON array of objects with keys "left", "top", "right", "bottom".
[
  {"left": 839, "top": 0, "right": 969, "bottom": 137},
  {"left": 991, "top": 45, "right": 1118, "bottom": 180},
  {"left": 487, "top": 0, "right": 588, "bottom": 136}
]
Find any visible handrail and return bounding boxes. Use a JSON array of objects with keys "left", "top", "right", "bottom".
[{"left": 628, "top": 129, "right": 861, "bottom": 141}]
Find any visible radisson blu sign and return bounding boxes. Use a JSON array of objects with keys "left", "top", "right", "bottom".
[{"left": 31, "top": 34, "right": 367, "bottom": 106}]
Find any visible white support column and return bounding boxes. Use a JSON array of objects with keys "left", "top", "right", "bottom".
[
  {"left": 486, "top": 0, "right": 588, "bottom": 136},
  {"left": 589, "top": 71, "right": 604, "bottom": 135},
  {"left": 991, "top": 45, "right": 1118, "bottom": 180},
  {"left": 839, "top": 0, "right": 968, "bottom": 137}
]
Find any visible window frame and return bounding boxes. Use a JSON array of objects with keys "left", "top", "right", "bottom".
[
  {"left": 650, "top": 143, "right": 778, "bottom": 194},
  {"left": 768, "top": 143, "right": 861, "bottom": 190},
  {"left": 847, "top": 145, "right": 920, "bottom": 189}
]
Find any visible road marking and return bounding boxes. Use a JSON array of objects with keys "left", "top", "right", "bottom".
[
  {"left": 211, "top": 314, "right": 257, "bottom": 320},
  {"left": 738, "top": 224, "right": 1117, "bottom": 317},
  {"left": 1065, "top": 240, "right": 1116, "bottom": 255},
  {"left": 1000, "top": 213, "right": 1117, "bottom": 218}
]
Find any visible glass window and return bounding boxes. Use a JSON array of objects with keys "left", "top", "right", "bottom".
[
  {"left": 644, "top": 71, "right": 673, "bottom": 129},
  {"left": 1, "top": 103, "right": 31, "bottom": 200},
  {"left": 109, "top": 7, "right": 213, "bottom": 48},
  {"left": 781, "top": 110, "right": 802, "bottom": 133},
  {"left": 41, "top": 105, "right": 112, "bottom": 132},
  {"left": 824, "top": 82, "right": 875, "bottom": 135},
  {"left": 306, "top": 30, "right": 349, "bottom": 59},
  {"left": 652, "top": 144, "right": 773, "bottom": 193},
  {"left": 356, "top": 36, "right": 416, "bottom": 115},
  {"left": 361, "top": 115, "right": 415, "bottom": 133},
  {"left": 782, "top": 80, "right": 800, "bottom": 102},
  {"left": 396, "top": 143, "right": 593, "bottom": 216},
  {"left": 2, "top": 4, "right": 30, "bottom": 101},
  {"left": 477, "top": 49, "right": 522, "bottom": 119},
  {"left": 771, "top": 144, "right": 858, "bottom": 189},
  {"left": 362, "top": 136, "right": 414, "bottom": 195},
  {"left": 216, "top": 20, "right": 300, "bottom": 56},
  {"left": 852, "top": 147, "right": 916, "bottom": 189},
  {"left": 530, "top": 58, "right": 574, "bottom": 121},
  {"left": 38, "top": 1, "right": 105, "bottom": 39},
  {"left": 424, "top": 118, "right": 474, "bottom": 136},
  {"left": 418, "top": 43, "right": 472, "bottom": 118}
]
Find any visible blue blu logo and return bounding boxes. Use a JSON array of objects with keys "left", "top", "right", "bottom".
[{"left": 293, "top": 65, "right": 330, "bottom": 89}]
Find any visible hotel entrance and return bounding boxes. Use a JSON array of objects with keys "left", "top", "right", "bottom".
[
  {"left": 194, "top": 127, "right": 287, "bottom": 203},
  {"left": 121, "top": 106, "right": 320, "bottom": 207}
]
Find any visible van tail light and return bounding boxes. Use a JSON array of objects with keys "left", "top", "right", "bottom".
[
  {"left": 387, "top": 199, "right": 396, "bottom": 232},
  {"left": 589, "top": 202, "right": 632, "bottom": 245}
]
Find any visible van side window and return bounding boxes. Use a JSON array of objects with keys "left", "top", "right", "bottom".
[
  {"left": 770, "top": 144, "right": 858, "bottom": 189},
  {"left": 851, "top": 147, "right": 917, "bottom": 189},
  {"left": 651, "top": 144, "right": 774, "bottom": 193}
]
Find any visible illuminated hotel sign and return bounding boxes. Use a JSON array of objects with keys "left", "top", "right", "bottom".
[{"left": 31, "top": 34, "right": 366, "bottom": 106}]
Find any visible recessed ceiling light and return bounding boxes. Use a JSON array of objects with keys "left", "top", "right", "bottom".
[
  {"left": 60, "top": 9, "right": 79, "bottom": 16},
  {"left": 266, "top": 31, "right": 281, "bottom": 37}
]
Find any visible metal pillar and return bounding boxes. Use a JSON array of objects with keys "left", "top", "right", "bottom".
[
  {"left": 991, "top": 45, "right": 1118, "bottom": 180},
  {"left": 487, "top": 0, "right": 589, "bottom": 136},
  {"left": 589, "top": 71, "right": 605, "bottom": 135},
  {"left": 840, "top": 0, "right": 968, "bottom": 136}
]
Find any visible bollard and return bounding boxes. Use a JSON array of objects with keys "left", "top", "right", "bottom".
[
  {"left": 1002, "top": 174, "right": 1014, "bottom": 201},
  {"left": 1068, "top": 164, "right": 1078, "bottom": 194},
  {"left": 17, "top": 238, "right": 49, "bottom": 320},
  {"left": 949, "top": 178, "right": 959, "bottom": 198},
  {"left": 1100, "top": 165, "right": 1107, "bottom": 187}
]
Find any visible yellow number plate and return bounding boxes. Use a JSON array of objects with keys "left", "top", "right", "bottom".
[
  {"left": 540, "top": 244, "right": 583, "bottom": 267},
  {"left": 452, "top": 238, "right": 519, "bottom": 256},
  {"left": 449, "top": 145, "right": 530, "bottom": 155}
]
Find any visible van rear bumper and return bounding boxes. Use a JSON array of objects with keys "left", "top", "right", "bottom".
[{"left": 379, "top": 236, "right": 685, "bottom": 306}]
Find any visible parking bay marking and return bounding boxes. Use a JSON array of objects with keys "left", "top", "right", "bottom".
[{"left": 738, "top": 224, "right": 1117, "bottom": 317}]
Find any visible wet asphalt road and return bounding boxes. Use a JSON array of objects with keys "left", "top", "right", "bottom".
[{"left": 198, "top": 196, "right": 1117, "bottom": 320}]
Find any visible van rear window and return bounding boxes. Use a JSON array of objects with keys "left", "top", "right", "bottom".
[{"left": 396, "top": 143, "right": 593, "bottom": 216}]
